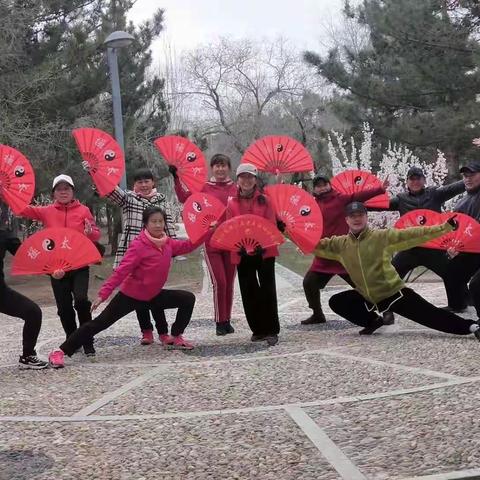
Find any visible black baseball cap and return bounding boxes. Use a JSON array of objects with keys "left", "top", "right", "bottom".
[
  {"left": 312, "top": 173, "right": 330, "bottom": 186},
  {"left": 345, "top": 202, "right": 367, "bottom": 216},
  {"left": 407, "top": 166, "right": 425, "bottom": 179},
  {"left": 460, "top": 162, "right": 480, "bottom": 174}
]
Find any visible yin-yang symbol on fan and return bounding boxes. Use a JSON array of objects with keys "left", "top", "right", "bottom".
[
  {"left": 192, "top": 201, "right": 202, "bottom": 212},
  {"left": 354, "top": 176, "right": 363, "bottom": 185},
  {"left": 416, "top": 215, "right": 427, "bottom": 226},
  {"left": 14, "top": 165, "right": 25, "bottom": 177},
  {"left": 104, "top": 150, "right": 116, "bottom": 161},
  {"left": 300, "top": 205, "right": 311, "bottom": 217},
  {"left": 186, "top": 152, "right": 197, "bottom": 162},
  {"left": 42, "top": 239, "right": 55, "bottom": 251}
]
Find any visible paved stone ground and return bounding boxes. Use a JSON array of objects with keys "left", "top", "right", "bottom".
[{"left": 1, "top": 258, "right": 480, "bottom": 480}]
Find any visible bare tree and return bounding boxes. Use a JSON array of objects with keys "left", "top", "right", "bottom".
[{"left": 173, "top": 37, "right": 327, "bottom": 154}]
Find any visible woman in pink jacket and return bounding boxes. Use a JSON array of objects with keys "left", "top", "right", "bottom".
[
  {"left": 48, "top": 206, "right": 204, "bottom": 368},
  {"left": 20, "top": 174, "right": 101, "bottom": 356},
  {"left": 170, "top": 154, "right": 238, "bottom": 336},
  {"left": 226, "top": 163, "right": 280, "bottom": 346}
]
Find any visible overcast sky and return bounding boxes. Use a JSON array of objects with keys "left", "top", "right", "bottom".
[{"left": 128, "top": 0, "right": 346, "bottom": 57}]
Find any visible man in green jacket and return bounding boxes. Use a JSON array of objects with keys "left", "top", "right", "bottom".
[{"left": 314, "top": 202, "right": 480, "bottom": 337}]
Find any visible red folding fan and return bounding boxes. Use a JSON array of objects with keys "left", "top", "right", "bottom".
[
  {"left": 154, "top": 135, "right": 207, "bottom": 192},
  {"left": 241, "top": 136, "right": 313, "bottom": 175},
  {"left": 12, "top": 227, "right": 101, "bottom": 275},
  {"left": 210, "top": 214, "right": 285, "bottom": 253},
  {"left": 0, "top": 145, "right": 35, "bottom": 214},
  {"left": 264, "top": 184, "right": 323, "bottom": 253},
  {"left": 394, "top": 209, "right": 443, "bottom": 230},
  {"left": 72, "top": 128, "right": 125, "bottom": 196},
  {"left": 423, "top": 212, "right": 480, "bottom": 254},
  {"left": 182, "top": 192, "right": 226, "bottom": 243},
  {"left": 330, "top": 170, "right": 388, "bottom": 207}
]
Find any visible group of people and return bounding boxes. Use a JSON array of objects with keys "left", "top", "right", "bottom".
[{"left": 2, "top": 153, "right": 480, "bottom": 370}]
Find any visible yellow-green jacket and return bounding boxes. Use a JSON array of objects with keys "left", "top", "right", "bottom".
[{"left": 314, "top": 223, "right": 453, "bottom": 305}]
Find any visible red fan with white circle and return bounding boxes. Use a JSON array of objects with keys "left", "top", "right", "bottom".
[
  {"left": 394, "top": 209, "right": 443, "bottom": 230},
  {"left": 264, "top": 184, "right": 323, "bottom": 253},
  {"left": 210, "top": 214, "right": 285, "bottom": 253},
  {"left": 11, "top": 227, "right": 102, "bottom": 275},
  {"left": 154, "top": 135, "right": 207, "bottom": 193},
  {"left": 241, "top": 136, "right": 313, "bottom": 175},
  {"left": 182, "top": 192, "right": 226, "bottom": 243},
  {"left": 72, "top": 128, "right": 125, "bottom": 196},
  {"left": 424, "top": 212, "right": 480, "bottom": 254},
  {"left": 0, "top": 145, "right": 35, "bottom": 214},
  {"left": 330, "top": 169, "right": 389, "bottom": 208}
]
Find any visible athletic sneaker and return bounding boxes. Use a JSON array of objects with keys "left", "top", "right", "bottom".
[
  {"left": 359, "top": 316, "right": 384, "bottom": 335},
  {"left": 48, "top": 349, "right": 65, "bottom": 368},
  {"left": 83, "top": 345, "right": 96, "bottom": 357},
  {"left": 216, "top": 321, "right": 235, "bottom": 336},
  {"left": 159, "top": 334, "right": 174, "bottom": 346},
  {"left": 18, "top": 355, "right": 48, "bottom": 370},
  {"left": 140, "top": 330, "right": 154, "bottom": 345},
  {"left": 301, "top": 313, "right": 326, "bottom": 325},
  {"left": 170, "top": 335, "right": 194, "bottom": 350}
]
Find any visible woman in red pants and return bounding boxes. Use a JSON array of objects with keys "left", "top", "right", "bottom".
[{"left": 170, "top": 154, "right": 238, "bottom": 336}]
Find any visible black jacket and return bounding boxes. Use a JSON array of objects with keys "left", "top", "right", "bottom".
[
  {"left": 0, "top": 230, "right": 20, "bottom": 286},
  {"left": 454, "top": 188, "right": 480, "bottom": 221},
  {"left": 389, "top": 181, "right": 465, "bottom": 216}
]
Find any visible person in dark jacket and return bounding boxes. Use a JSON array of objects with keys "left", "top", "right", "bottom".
[
  {"left": 0, "top": 201, "right": 47, "bottom": 369},
  {"left": 387, "top": 166, "right": 466, "bottom": 313},
  {"left": 301, "top": 172, "right": 387, "bottom": 325},
  {"left": 443, "top": 162, "right": 480, "bottom": 314}
]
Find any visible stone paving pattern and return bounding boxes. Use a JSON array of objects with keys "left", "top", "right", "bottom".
[{"left": 1, "top": 258, "right": 480, "bottom": 479}]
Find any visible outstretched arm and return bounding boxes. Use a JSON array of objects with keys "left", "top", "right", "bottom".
[
  {"left": 106, "top": 186, "right": 127, "bottom": 207},
  {"left": 313, "top": 236, "right": 345, "bottom": 261},
  {"left": 386, "top": 223, "right": 453, "bottom": 253}
]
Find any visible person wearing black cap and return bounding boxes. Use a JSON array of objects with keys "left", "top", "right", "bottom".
[
  {"left": 442, "top": 162, "right": 480, "bottom": 316},
  {"left": 313, "top": 202, "right": 480, "bottom": 339},
  {"left": 301, "top": 172, "right": 387, "bottom": 325},
  {"left": 386, "top": 166, "right": 466, "bottom": 315}
]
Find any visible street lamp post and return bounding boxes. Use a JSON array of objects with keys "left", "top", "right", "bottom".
[{"left": 104, "top": 31, "right": 134, "bottom": 190}]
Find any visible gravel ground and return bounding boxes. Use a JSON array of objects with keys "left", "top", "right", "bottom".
[
  {"left": 306, "top": 382, "right": 480, "bottom": 479},
  {"left": 0, "top": 412, "right": 340, "bottom": 480},
  {"left": 1, "top": 262, "right": 480, "bottom": 480}
]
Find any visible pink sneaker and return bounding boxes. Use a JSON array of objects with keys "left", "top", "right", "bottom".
[
  {"left": 48, "top": 349, "right": 65, "bottom": 368},
  {"left": 140, "top": 330, "right": 154, "bottom": 345},
  {"left": 159, "top": 334, "right": 174, "bottom": 346},
  {"left": 171, "top": 335, "right": 194, "bottom": 350}
]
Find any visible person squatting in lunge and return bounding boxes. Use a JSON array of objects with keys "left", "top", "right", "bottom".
[
  {"left": 314, "top": 201, "right": 480, "bottom": 340},
  {"left": 104, "top": 167, "right": 177, "bottom": 346},
  {"left": 0, "top": 201, "right": 48, "bottom": 369},
  {"left": 48, "top": 206, "right": 208, "bottom": 368}
]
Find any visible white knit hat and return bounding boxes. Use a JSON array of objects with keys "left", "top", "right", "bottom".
[{"left": 52, "top": 174, "right": 74, "bottom": 190}]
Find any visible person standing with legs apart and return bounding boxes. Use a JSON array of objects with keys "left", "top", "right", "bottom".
[
  {"left": 170, "top": 154, "right": 237, "bottom": 336},
  {"left": 0, "top": 201, "right": 47, "bottom": 369},
  {"left": 314, "top": 202, "right": 480, "bottom": 339},
  {"left": 226, "top": 163, "right": 280, "bottom": 346},
  {"left": 105, "top": 168, "right": 177, "bottom": 346},
  {"left": 48, "top": 207, "right": 207, "bottom": 368},
  {"left": 301, "top": 173, "right": 388, "bottom": 326},
  {"left": 19, "top": 175, "right": 100, "bottom": 357}
]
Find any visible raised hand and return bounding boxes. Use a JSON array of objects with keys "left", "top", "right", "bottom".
[
  {"left": 91, "top": 296, "right": 103, "bottom": 312},
  {"left": 52, "top": 269, "right": 65, "bottom": 280}
]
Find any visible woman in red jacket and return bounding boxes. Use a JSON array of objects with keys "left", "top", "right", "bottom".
[
  {"left": 171, "top": 154, "right": 238, "bottom": 336},
  {"left": 48, "top": 206, "right": 203, "bottom": 368},
  {"left": 20, "top": 174, "right": 101, "bottom": 356},
  {"left": 226, "top": 163, "right": 280, "bottom": 346}
]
